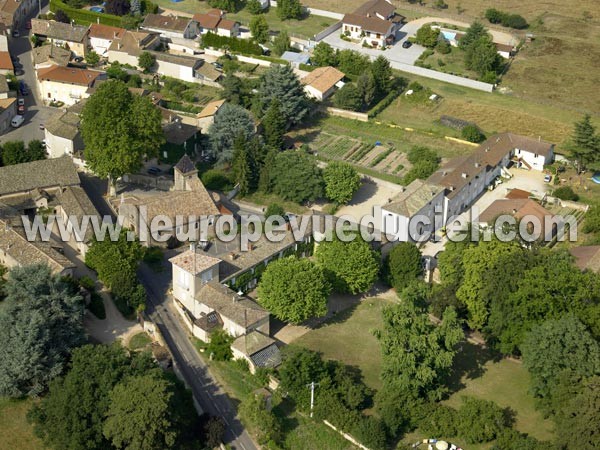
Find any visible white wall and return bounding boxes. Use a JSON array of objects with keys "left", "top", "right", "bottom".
[
  {"left": 45, "top": 130, "right": 75, "bottom": 158},
  {"left": 89, "top": 37, "right": 114, "bottom": 56},
  {"left": 39, "top": 80, "right": 89, "bottom": 106},
  {"left": 516, "top": 148, "right": 552, "bottom": 171}
]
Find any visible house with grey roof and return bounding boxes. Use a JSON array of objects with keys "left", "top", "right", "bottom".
[
  {"left": 31, "top": 19, "right": 89, "bottom": 57},
  {"left": 141, "top": 14, "right": 198, "bottom": 40},
  {"left": 32, "top": 44, "right": 72, "bottom": 70},
  {"left": 0, "top": 156, "right": 80, "bottom": 197},
  {"left": 44, "top": 109, "right": 83, "bottom": 160}
]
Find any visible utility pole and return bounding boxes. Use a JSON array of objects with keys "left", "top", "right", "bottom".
[{"left": 307, "top": 381, "right": 318, "bottom": 418}]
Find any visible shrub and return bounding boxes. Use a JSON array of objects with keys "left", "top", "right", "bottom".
[
  {"left": 436, "top": 39, "right": 451, "bottom": 54},
  {"left": 88, "top": 291, "right": 106, "bottom": 319},
  {"left": 485, "top": 8, "right": 504, "bottom": 24},
  {"left": 206, "top": 329, "right": 233, "bottom": 361},
  {"left": 461, "top": 124, "right": 486, "bottom": 143},
  {"left": 419, "top": 404, "right": 459, "bottom": 437},
  {"left": 264, "top": 203, "right": 285, "bottom": 219},
  {"left": 78, "top": 275, "right": 96, "bottom": 291},
  {"left": 481, "top": 71, "right": 498, "bottom": 84},
  {"left": 457, "top": 397, "right": 509, "bottom": 444},
  {"left": 201, "top": 31, "right": 263, "bottom": 56},
  {"left": 201, "top": 169, "right": 234, "bottom": 191},
  {"left": 553, "top": 186, "right": 579, "bottom": 201},
  {"left": 407, "top": 81, "right": 423, "bottom": 92},
  {"left": 485, "top": 8, "right": 528, "bottom": 29}
]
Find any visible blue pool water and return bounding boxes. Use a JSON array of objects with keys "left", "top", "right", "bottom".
[
  {"left": 90, "top": 6, "right": 104, "bottom": 12},
  {"left": 592, "top": 173, "right": 600, "bottom": 184},
  {"left": 442, "top": 31, "right": 457, "bottom": 41}
]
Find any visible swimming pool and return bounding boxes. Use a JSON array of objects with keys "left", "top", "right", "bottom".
[
  {"left": 90, "top": 6, "right": 104, "bottom": 13},
  {"left": 592, "top": 173, "right": 600, "bottom": 184},
  {"left": 441, "top": 31, "right": 456, "bottom": 41}
]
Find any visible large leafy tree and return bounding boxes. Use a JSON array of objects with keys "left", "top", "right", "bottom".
[
  {"left": 138, "top": 51, "right": 156, "bottom": 72},
  {"left": 249, "top": 15, "right": 269, "bottom": 43},
  {"left": 258, "top": 64, "right": 308, "bottom": 126},
  {"left": 333, "top": 83, "right": 363, "bottom": 111},
  {"left": 0, "top": 265, "right": 85, "bottom": 397},
  {"left": 554, "top": 376, "right": 600, "bottom": 450},
  {"left": 323, "top": 161, "right": 361, "bottom": 205},
  {"left": 415, "top": 25, "right": 441, "bottom": 48},
  {"left": 104, "top": 373, "right": 192, "bottom": 449},
  {"left": 0, "top": 140, "right": 46, "bottom": 166},
  {"left": 270, "top": 150, "right": 323, "bottom": 203},
  {"left": 257, "top": 257, "right": 331, "bottom": 323},
  {"left": 459, "top": 21, "right": 489, "bottom": 49},
  {"left": 465, "top": 35, "right": 501, "bottom": 76},
  {"left": 375, "top": 299, "right": 463, "bottom": 400},
  {"left": 81, "top": 80, "right": 164, "bottom": 192},
  {"left": 456, "top": 397, "right": 509, "bottom": 444},
  {"left": 277, "top": 0, "right": 302, "bottom": 20},
  {"left": 29, "top": 343, "right": 157, "bottom": 450},
  {"left": 315, "top": 236, "right": 379, "bottom": 294},
  {"left": 311, "top": 42, "right": 337, "bottom": 67},
  {"left": 569, "top": 114, "right": 599, "bottom": 172},
  {"left": 209, "top": 103, "right": 255, "bottom": 163},
  {"left": 384, "top": 242, "right": 422, "bottom": 291},
  {"left": 522, "top": 315, "right": 600, "bottom": 413}
]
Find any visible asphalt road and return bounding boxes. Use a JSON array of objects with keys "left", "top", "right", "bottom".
[
  {"left": 1, "top": 16, "right": 55, "bottom": 145},
  {"left": 139, "top": 264, "right": 258, "bottom": 450}
]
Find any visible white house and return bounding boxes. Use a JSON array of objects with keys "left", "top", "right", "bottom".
[
  {"left": 341, "top": 0, "right": 404, "bottom": 48},
  {"left": 88, "top": 23, "right": 126, "bottom": 56},
  {"left": 301, "top": 66, "right": 345, "bottom": 101},
  {"left": 37, "top": 65, "right": 103, "bottom": 106},
  {"left": 151, "top": 52, "right": 221, "bottom": 85},
  {"left": 31, "top": 19, "right": 89, "bottom": 57},
  {"left": 510, "top": 134, "right": 554, "bottom": 171},
  {"left": 44, "top": 109, "right": 83, "bottom": 159},
  {"left": 141, "top": 14, "right": 199, "bottom": 40},
  {"left": 107, "top": 30, "right": 161, "bottom": 67}
]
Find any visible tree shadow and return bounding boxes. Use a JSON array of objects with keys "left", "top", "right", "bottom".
[{"left": 445, "top": 341, "right": 501, "bottom": 394}]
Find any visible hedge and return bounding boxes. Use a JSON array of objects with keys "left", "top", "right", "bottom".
[
  {"left": 368, "top": 78, "right": 406, "bottom": 118},
  {"left": 50, "top": 0, "right": 124, "bottom": 27},
  {"left": 200, "top": 32, "right": 263, "bottom": 56}
]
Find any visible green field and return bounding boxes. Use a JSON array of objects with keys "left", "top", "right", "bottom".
[
  {"left": 0, "top": 398, "right": 42, "bottom": 450},
  {"left": 153, "top": 0, "right": 335, "bottom": 39},
  {"left": 295, "top": 298, "right": 392, "bottom": 391},
  {"left": 128, "top": 332, "right": 152, "bottom": 351}
]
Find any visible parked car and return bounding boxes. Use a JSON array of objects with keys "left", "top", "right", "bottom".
[
  {"left": 19, "top": 80, "right": 28, "bottom": 96},
  {"left": 11, "top": 115, "right": 24, "bottom": 127},
  {"left": 39, "top": 123, "right": 45, "bottom": 130},
  {"left": 12, "top": 30, "right": 19, "bottom": 38},
  {"left": 74, "top": 56, "right": 84, "bottom": 63},
  {"left": 17, "top": 104, "right": 25, "bottom": 114},
  {"left": 14, "top": 68, "right": 24, "bottom": 76},
  {"left": 402, "top": 40, "right": 412, "bottom": 49},
  {"left": 25, "top": 20, "right": 31, "bottom": 29},
  {"left": 544, "top": 174, "right": 552, "bottom": 183},
  {"left": 147, "top": 167, "right": 161, "bottom": 175}
]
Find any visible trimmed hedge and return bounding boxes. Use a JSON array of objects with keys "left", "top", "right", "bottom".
[
  {"left": 200, "top": 31, "right": 263, "bottom": 56},
  {"left": 50, "top": 0, "right": 124, "bottom": 27}
]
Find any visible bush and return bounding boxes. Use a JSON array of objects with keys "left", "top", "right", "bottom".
[
  {"left": 419, "top": 404, "right": 459, "bottom": 437},
  {"left": 436, "top": 39, "right": 451, "bottom": 54},
  {"left": 485, "top": 8, "right": 528, "bottom": 29},
  {"left": 264, "top": 203, "right": 285, "bottom": 219},
  {"left": 457, "top": 397, "right": 509, "bottom": 444},
  {"left": 206, "top": 329, "right": 233, "bottom": 361},
  {"left": 481, "top": 71, "right": 498, "bottom": 84},
  {"left": 352, "top": 416, "right": 387, "bottom": 450},
  {"left": 78, "top": 275, "right": 96, "bottom": 291},
  {"left": 407, "top": 81, "right": 423, "bottom": 92},
  {"left": 50, "top": 0, "right": 125, "bottom": 27},
  {"left": 485, "top": 8, "right": 504, "bottom": 24},
  {"left": 200, "top": 31, "right": 263, "bottom": 56},
  {"left": 201, "top": 169, "right": 234, "bottom": 191},
  {"left": 553, "top": 186, "right": 579, "bottom": 201},
  {"left": 461, "top": 124, "right": 486, "bottom": 143}
]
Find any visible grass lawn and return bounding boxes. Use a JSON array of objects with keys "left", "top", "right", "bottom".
[
  {"left": 154, "top": 0, "right": 334, "bottom": 39},
  {"left": 0, "top": 397, "right": 43, "bottom": 450},
  {"left": 240, "top": 192, "right": 310, "bottom": 215},
  {"left": 128, "top": 332, "right": 153, "bottom": 351},
  {"left": 295, "top": 297, "right": 393, "bottom": 391},
  {"left": 420, "top": 46, "right": 480, "bottom": 80}
]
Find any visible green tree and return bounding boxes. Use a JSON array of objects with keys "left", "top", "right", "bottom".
[
  {"left": 81, "top": 80, "right": 164, "bottom": 193},
  {"left": 277, "top": 0, "right": 302, "bottom": 20},
  {"left": 208, "top": 103, "right": 255, "bottom": 163},
  {"left": 311, "top": 42, "right": 337, "bottom": 66},
  {"left": 553, "top": 186, "right": 579, "bottom": 201},
  {"left": 239, "top": 395, "right": 282, "bottom": 445},
  {"left": 206, "top": 329, "right": 234, "bottom": 361},
  {"left": 262, "top": 99, "right": 286, "bottom": 149},
  {"left": 258, "top": 146, "right": 279, "bottom": 193},
  {"left": 246, "top": 0, "right": 265, "bottom": 14},
  {"left": 465, "top": 35, "right": 501, "bottom": 76},
  {"left": 333, "top": 83, "right": 363, "bottom": 111},
  {"left": 258, "top": 64, "right": 308, "bottom": 125},
  {"left": 323, "top": 161, "right": 361, "bottom": 205},
  {"left": 249, "top": 15, "right": 269, "bottom": 43},
  {"left": 457, "top": 397, "right": 509, "bottom": 444},
  {"left": 554, "top": 376, "right": 600, "bottom": 450},
  {"left": 138, "top": 51, "right": 156, "bottom": 72},
  {"left": 208, "top": 0, "right": 242, "bottom": 13},
  {"left": 315, "top": 236, "right": 379, "bottom": 294},
  {"left": 103, "top": 373, "right": 187, "bottom": 449},
  {"left": 370, "top": 55, "right": 392, "bottom": 96},
  {"left": 375, "top": 300, "right": 463, "bottom": 400},
  {"left": 271, "top": 150, "right": 323, "bottom": 203},
  {"left": 569, "top": 114, "right": 599, "bottom": 172},
  {"left": 384, "top": 242, "right": 422, "bottom": 291},
  {"left": 356, "top": 72, "right": 376, "bottom": 108},
  {"left": 264, "top": 203, "right": 285, "bottom": 219},
  {"left": 29, "top": 343, "right": 157, "bottom": 450},
  {"left": 0, "top": 140, "right": 46, "bottom": 166},
  {"left": 0, "top": 265, "right": 85, "bottom": 397},
  {"left": 231, "top": 134, "right": 253, "bottom": 196},
  {"left": 415, "top": 25, "right": 441, "bottom": 48},
  {"left": 272, "top": 30, "right": 291, "bottom": 56},
  {"left": 461, "top": 124, "right": 486, "bottom": 143},
  {"left": 522, "top": 315, "right": 600, "bottom": 412},
  {"left": 220, "top": 75, "right": 244, "bottom": 105},
  {"left": 257, "top": 257, "right": 331, "bottom": 323},
  {"left": 459, "top": 21, "right": 489, "bottom": 49},
  {"left": 337, "top": 50, "right": 371, "bottom": 76},
  {"left": 86, "top": 50, "right": 100, "bottom": 66}
]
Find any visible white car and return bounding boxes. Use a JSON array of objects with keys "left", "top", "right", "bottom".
[{"left": 11, "top": 115, "right": 24, "bottom": 127}]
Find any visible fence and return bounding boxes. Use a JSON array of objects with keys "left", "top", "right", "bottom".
[
  {"left": 314, "top": 21, "right": 342, "bottom": 42},
  {"left": 325, "top": 107, "right": 369, "bottom": 122}
]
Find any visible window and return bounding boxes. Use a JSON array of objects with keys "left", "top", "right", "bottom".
[
  {"left": 178, "top": 269, "right": 190, "bottom": 290},
  {"left": 377, "top": 33, "right": 381, "bottom": 39},
  {"left": 534, "top": 153, "right": 539, "bottom": 158}
]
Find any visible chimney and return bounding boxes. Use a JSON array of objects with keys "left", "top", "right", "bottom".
[
  {"left": 512, "top": 209, "right": 517, "bottom": 214},
  {"left": 461, "top": 173, "right": 468, "bottom": 179},
  {"left": 474, "top": 162, "right": 480, "bottom": 168},
  {"left": 485, "top": 147, "right": 490, "bottom": 152}
]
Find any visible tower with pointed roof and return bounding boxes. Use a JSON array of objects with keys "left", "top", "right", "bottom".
[{"left": 173, "top": 154, "right": 198, "bottom": 192}]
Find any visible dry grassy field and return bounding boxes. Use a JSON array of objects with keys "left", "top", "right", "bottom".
[{"left": 303, "top": 0, "right": 600, "bottom": 116}]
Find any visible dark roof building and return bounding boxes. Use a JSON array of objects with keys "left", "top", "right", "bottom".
[{"left": 0, "top": 156, "right": 80, "bottom": 196}]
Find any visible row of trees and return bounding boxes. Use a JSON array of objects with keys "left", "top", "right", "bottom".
[
  {"left": 0, "top": 140, "right": 46, "bottom": 166},
  {"left": 485, "top": 8, "right": 528, "bottom": 29},
  {"left": 459, "top": 21, "right": 503, "bottom": 82}
]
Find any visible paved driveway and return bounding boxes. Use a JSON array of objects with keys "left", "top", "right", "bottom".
[{"left": 1, "top": 27, "right": 56, "bottom": 145}]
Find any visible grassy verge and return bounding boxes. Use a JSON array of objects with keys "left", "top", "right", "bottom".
[
  {"left": 128, "top": 332, "right": 153, "bottom": 351},
  {"left": 87, "top": 291, "right": 106, "bottom": 320},
  {"left": 0, "top": 397, "right": 43, "bottom": 450}
]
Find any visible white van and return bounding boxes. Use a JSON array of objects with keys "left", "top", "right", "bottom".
[{"left": 11, "top": 115, "right": 24, "bottom": 127}]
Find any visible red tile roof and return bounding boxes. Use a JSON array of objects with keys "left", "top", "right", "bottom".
[
  {"left": 37, "top": 66, "right": 102, "bottom": 86},
  {"left": 89, "top": 23, "right": 126, "bottom": 40},
  {"left": 0, "top": 51, "right": 13, "bottom": 71}
]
